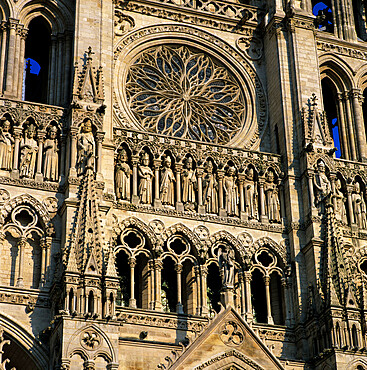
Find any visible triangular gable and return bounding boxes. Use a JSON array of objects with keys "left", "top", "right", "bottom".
[{"left": 162, "top": 307, "right": 284, "bottom": 370}]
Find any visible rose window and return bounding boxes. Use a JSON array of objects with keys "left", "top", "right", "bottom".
[{"left": 125, "top": 45, "right": 246, "bottom": 144}]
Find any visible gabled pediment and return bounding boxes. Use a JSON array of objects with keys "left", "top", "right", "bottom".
[{"left": 160, "top": 307, "right": 284, "bottom": 370}]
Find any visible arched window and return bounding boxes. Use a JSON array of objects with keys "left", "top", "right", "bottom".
[
  {"left": 206, "top": 262, "right": 221, "bottom": 316},
  {"left": 88, "top": 291, "right": 94, "bottom": 314},
  {"left": 251, "top": 269, "right": 267, "bottom": 324},
  {"left": 352, "top": 325, "right": 359, "bottom": 348},
  {"left": 352, "top": 0, "right": 367, "bottom": 40},
  {"left": 161, "top": 256, "right": 177, "bottom": 313},
  {"left": 313, "top": 1, "right": 334, "bottom": 33},
  {"left": 115, "top": 250, "right": 130, "bottom": 307},
  {"left": 24, "top": 17, "right": 51, "bottom": 104}
]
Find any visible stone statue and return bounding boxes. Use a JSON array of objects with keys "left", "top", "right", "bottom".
[
  {"left": 203, "top": 160, "right": 218, "bottom": 214},
  {"left": 244, "top": 167, "right": 258, "bottom": 220},
  {"left": 182, "top": 157, "right": 197, "bottom": 210},
  {"left": 352, "top": 181, "right": 367, "bottom": 229},
  {"left": 115, "top": 149, "right": 132, "bottom": 201},
  {"left": 224, "top": 166, "right": 239, "bottom": 216},
  {"left": 264, "top": 171, "right": 281, "bottom": 223},
  {"left": 138, "top": 151, "right": 154, "bottom": 204},
  {"left": 19, "top": 123, "right": 38, "bottom": 178},
  {"left": 334, "top": 179, "right": 347, "bottom": 223},
  {"left": 43, "top": 126, "right": 59, "bottom": 181},
  {"left": 0, "top": 119, "right": 14, "bottom": 170},
  {"left": 313, "top": 160, "right": 331, "bottom": 214},
  {"left": 77, "top": 119, "right": 95, "bottom": 175},
  {"left": 160, "top": 156, "right": 175, "bottom": 206},
  {"left": 218, "top": 245, "right": 235, "bottom": 289}
]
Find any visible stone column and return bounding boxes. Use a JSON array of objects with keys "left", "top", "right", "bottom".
[
  {"left": 16, "top": 237, "right": 26, "bottom": 288},
  {"left": 107, "top": 363, "right": 119, "bottom": 370},
  {"left": 337, "top": 93, "right": 349, "bottom": 159},
  {"left": 238, "top": 173, "right": 246, "bottom": 220},
  {"left": 197, "top": 165, "right": 205, "bottom": 214},
  {"left": 12, "top": 25, "right": 22, "bottom": 97},
  {"left": 217, "top": 169, "right": 226, "bottom": 217},
  {"left": 351, "top": 89, "right": 367, "bottom": 161},
  {"left": 83, "top": 360, "right": 95, "bottom": 370},
  {"left": 282, "top": 277, "right": 291, "bottom": 326},
  {"left": 194, "top": 265, "right": 201, "bottom": 315},
  {"left": 238, "top": 271, "right": 246, "bottom": 317},
  {"left": 330, "top": 173, "right": 337, "bottom": 211},
  {"left": 44, "top": 236, "right": 52, "bottom": 285},
  {"left": 175, "top": 263, "right": 184, "bottom": 314},
  {"left": 244, "top": 271, "right": 253, "bottom": 323},
  {"left": 201, "top": 266, "right": 208, "bottom": 316},
  {"left": 131, "top": 155, "right": 139, "bottom": 204},
  {"left": 95, "top": 132, "right": 105, "bottom": 180},
  {"left": 129, "top": 257, "right": 136, "bottom": 308},
  {"left": 4, "top": 19, "right": 18, "bottom": 96},
  {"left": 11, "top": 126, "right": 22, "bottom": 178},
  {"left": 60, "top": 133, "right": 66, "bottom": 182},
  {"left": 264, "top": 275, "right": 274, "bottom": 325},
  {"left": 306, "top": 171, "right": 316, "bottom": 215},
  {"left": 153, "top": 159, "right": 162, "bottom": 208},
  {"left": 148, "top": 260, "right": 155, "bottom": 310},
  {"left": 48, "top": 35, "right": 57, "bottom": 104},
  {"left": 69, "top": 127, "right": 78, "bottom": 177},
  {"left": 39, "top": 239, "right": 47, "bottom": 288},
  {"left": 55, "top": 34, "right": 64, "bottom": 104},
  {"left": 154, "top": 260, "right": 163, "bottom": 310},
  {"left": 344, "top": 92, "right": 357, "bottom": 161},
  {"left": 258, "top": 177, "right": 267, "bottom": 223},
  {"left": 175, "top": 162, "right": 184, "bottom": 211},
  {"left": 0, "top": 22, "right": 8, "bottom": 94},
  {"left": 63, "top": 32, "right": 73, "bottom": 105},
  {"left": 17, "top": 27, "right": 28, "bottom": 98},
  {"left": 35, "top": 130, "right": 46, "bottom": 182},
  {"left": 346, "top": 184, "right": 355, "bottom": 225}
]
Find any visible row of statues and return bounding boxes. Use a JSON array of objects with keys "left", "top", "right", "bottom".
[
  {"left": 313, "top": 160, "right": 367, "bottom": 228},
  {"left": 115, "top": 149, "right": 281, "bottom": 222},
  {"left": 0, "top": 119, "right": 59, "bottom": 181}
]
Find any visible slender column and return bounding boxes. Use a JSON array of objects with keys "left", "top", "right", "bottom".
[
  {"left": 175, "top": 263, "right": 184, "bottom": 314},
  {"left": 351, "top": 89, "right": 367, "bottom": 161},
  {"left": 148, "top": 260, "right": 154, "bottom": 309},
  {"left": 12, "top": 25, "right": 22, "bottom": 97},
  {"left": 201, "top": 266, "right": 208, "bottom": 315},
  {"left": 16, "top": 237, "right": 26, "bottom": 287},
  {"left": 344, "top": 92, "right": 357, "bottom": 161},
  {"left": 197, "top": 165, "right": 205, "bottom": 214},
  {"left": 83, "top": 360, "right": 95, "bottom": 370},
  {"left": 244, "top": 271, "right": 253, "bottom": 323},
  {"left": 258, "top": 177, "right": 267, "bottom": 223},
  {"left": 154, "top": 260, "right": 163, "bottom": 310},
  {"left": 4, "top": 19, "right": 18, "bottom": 96},
  {"left": 17, "top": 28, "right": 28, "bottom": 98},
  {"left": 60, "top": 133, "right": 66, "bottom": 181},
  {"left": 306, "top": 171, "right": 316, "bottom": 213},
  {"left": 63, "top": 32, "right": 73, "bottom": 105},
  {"left": 48, "top": 36, "right": 57, "bottom": 104},
  {"left": 11, "top": 126, "right": 22, "bottom": 176},
  {"left": 131, "top": 155, "right": 139, "bottom": 204},
  {"left": 35, "top": 130, "right": 46, "bottom": 181},
  {"left": 238, "top": 272, "right": 246, "bottom": 318},
  {"left": 217, "top": 169, "right": 226, "bottom": 217},
  {"left": 330, "top": 173, "right": 337, "bottom": 211},
  {"left": 175, "top": 162, "right": 183, "bottom": 211},
  {"left": 129, "top": 257, "right": 136, "bottom": 308},
  {"left": 69, "top": 128, "right": 78, "bottom": 176},
  {"left": 55, "top": 34, "right": 64, "bottom": 104},
  {"left": 282, "top": 277, "right": 291, "bottom": 326},
  {"left": 264, "top": 275, "right": 274, "bottom": 325},
  {"left": 65, "top": 289, "right": 70, "bottom": 312},
  {"left": 0, "top": 22, "right": 8, "bottom": 94},
  {"left": 194, "top": 265, "right": 201, "bottom": 315},
  {"left": 337, "top": 93, "right": 349, "bottom": 159},
  {"left": 96, "top": 132, "right": 105, "bottom": 176},
  {"left": 238, "top": 174, "right": 246, "bottom": 220},
  {"left": 346, "top": 184, "right": 355, "bottom": 225},
  {"left": 153, "top": 159, "right": 162, "bottom": 208},
  {"left": 39, "top": 239, "right": 46, "bottom": 288},
  {"left": 44, "top": 236, "right": 52, "bottom": 284}
]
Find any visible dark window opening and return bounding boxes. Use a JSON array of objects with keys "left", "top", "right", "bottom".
[
  {"left": 68, "top": 289, "right": 74, "bottom": 313},
  {"left": 353, "top": 0, "right": 367, "bottom": 40},
  {"left": 88, "top": 291, "right": 94, "bottom": 314},
  {"left": 24, "top": 17, "right": 51, "bottom": 103},
  {"left": 270, "top": 272, "right": 285, "bottom": 325},
  {"left": 161, "top": 258, "right": 177, "bottom": 312},
  {"left": 352, "top": 325, "right": 359, "bottom": 348},
  {"left": 182, "top": 260, "right": 195, "bottom": 314},
  {"left": 251, "top": 269, "right": 267, "bottom": 324},
  {"left": 313, "top": 1, "right": 334, "bottom": 33},
  {"left": 116, "top": 250, "right": 130, "bottom": 307},
  {"left": 207, "top": 263, "right": 221, "bottom": 315},
  {"left": 135, "top": 254, "right": 149, "bottom": 309}
]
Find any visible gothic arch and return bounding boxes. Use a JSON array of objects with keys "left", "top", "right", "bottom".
[
  {"left": 308, "top": 154, "right": 335, "bottom": 172},
  {"left": 250, "top": 237, "right": 287, "bottom": 267},
  {"left": 162, "top": 223, "right": 203, "bottom": 253},
  {"left": 0, "top": 193, "right": 51, "bottom": 227},
  {"left": 0, "top": 312, "right": 49, "bottom": 369},
  {"left": 210, "top": 230, "right": 247, "bottom": 261},
  {"left": 0, "top": 0, "right": 12, "bottom": 20}
]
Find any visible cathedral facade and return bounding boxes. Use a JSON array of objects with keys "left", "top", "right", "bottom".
[{"left": 0, "top": 0, "right": 367, "bottom": 368}]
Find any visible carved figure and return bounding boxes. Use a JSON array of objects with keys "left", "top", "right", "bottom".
[
  {"left": 313, "top": 160, "right": 331, "bottom": 214},
  {"left": 19, "top": 123, "right": 38, "bottom": 178},
  {"left": 203, "top": 160, "right": 218, "bottom": 214},
  {"left": 264, "top": 171, "right": 281, "bottom": 223},
  {"left": 218, "top": 245, "right": 235, "bottom": 289},
  {"left": 138, "top": 151, "right": 154, "bottom": 204},
  {"left": 0, "top": 119, "right": 14, "bottom": 170},
  {"left": 77, "top": 119, "right": 95, "bottom": 175},
  {"left": 182, "top": 157, "right": 197, "bottom": 210},
  {"left": 244, "top": 167, "right": 258, "bottom": 220},
  {"left": 160, "top": 156, "right": 175, "bottom": 206},
  {"left": 334, "top": 179, "right": 347, "bottom": 223},
  {"left": 115, "top": 149, "right": 132, "bottom": 200},
  {"left": 43, "top": 126, "right": 59, "bottom": 181},
  {"left": 352, "top": 181, "right": 367, "bottom": 229},
  {"left": 224, "top": 166, "right": 238, "bottom": 216}
]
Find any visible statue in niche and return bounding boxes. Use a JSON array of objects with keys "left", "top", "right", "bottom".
[
  {"left": 77, "top": 118, "right": 95, "bottom": 175},
  {"left": 0, "top": 118, "right": 14, "bottom": 170},
  {"left": 264, "top": 170, "right": 281, "bottom": 223},
  {"left": 43, "top": 126, "right": 59, "bottom": 181},
  {"left": 313, "top": 160, "right": 331, "bottom": 214},
  {"left": 352, "top": 181, "right": 367, "bottom": 229},
  {"left": 224, "top": 166, "right": 239, "bottom": 216},
  {"left": 334, "top": 179, "right": 347, "bottom": 223},
  {"left": 115, "top": 148, "right": 132, "bottom": 201},
  {"left": 182, "top": 157, "right": 197, "bottom": 210},
  {"left": 160, "top": 155, "right": 175, "bottom": 206},
  {"left": 138, "top": 151, "right": 154, "bottom": 204},
  {"left": 244, "top": 167, "right": 258, "bottom": 220},
  {"left": 218, "top": 245, "right": 235, "bottom": 289},
  {"left": 203, "top": 160, "right": 218, "bottom": 214},
  {"left": 19, "top": 123, "right": 38, "bottom": 178}
]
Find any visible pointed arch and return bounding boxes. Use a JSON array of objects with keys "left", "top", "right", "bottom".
[
  {"left": 162, "top": 223, "right": 203, "bottom": 253},
  {"left": 210, "top": 230, "right": 247, "bottom": 261},
  {"left": 250, "top": 237, "right": 287, "bottom": 267}
]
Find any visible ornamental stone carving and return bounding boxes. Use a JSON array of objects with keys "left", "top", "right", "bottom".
[
  {"left": 80, "top": 330, "right": 101, "bottom": 350},
  {"left": 19, "top": 123, "right": 38, "bottom": 179},
  {"left": 0, "top": 118, "right": 14, "bottom": 171},
  {"left": 220, "top": 321, "right": 244, "bottom": 346}
]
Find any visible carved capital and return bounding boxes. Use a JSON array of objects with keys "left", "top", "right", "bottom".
[{"left": 175, "top": 263, "right": 183, "bottom": 273}]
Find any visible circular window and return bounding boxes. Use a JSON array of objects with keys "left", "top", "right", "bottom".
[{"left": 125, "top": 45, "right": 246, "bottom": 144}]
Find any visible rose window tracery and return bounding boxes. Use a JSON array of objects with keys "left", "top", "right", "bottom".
[{"left": 125, "top": 45, "right": 246, "bottom": 144}]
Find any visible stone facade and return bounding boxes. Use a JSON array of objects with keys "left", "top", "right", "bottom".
[{"left": 0, "top": 0, "right": 367, "bottom": 369}]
